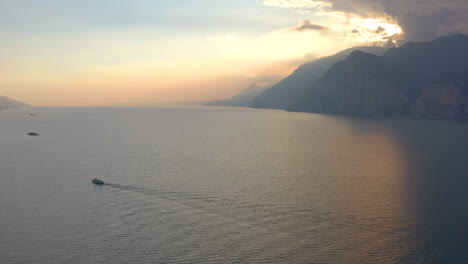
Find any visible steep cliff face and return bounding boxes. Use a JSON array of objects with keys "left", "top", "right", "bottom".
[
  {"left": 253, "top": 46, "right": 386, "bottom": 110},
  {"left": 415, "top": 81, "right": 468, "bottom": 119},
  {"left": 289, "top": 51, "right": 409, "bottom": 116}
]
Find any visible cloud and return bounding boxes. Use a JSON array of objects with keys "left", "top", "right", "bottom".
[
  {"left": 326, "top": 0, "right": 468, "bottom": 41},
  {"left": 258, "top": 0, "right": 331, "bottom": 9},
  {"left": 261, "top": 0, "right": 468, "bottom": 41},
  {"left": 397, "top": 8, "right": 467, "bottom": 42},
  {"left": 289, "top": 20, "right": 330, "bottom": 31}
]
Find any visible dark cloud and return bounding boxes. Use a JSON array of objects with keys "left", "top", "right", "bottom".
[
  {"left": 290, "top": 20, "right": 330, "bottom": 32},
  {"left": 397, "top": 8, "right": 463, "bottom": 42},
  {"left": 375, "top": 26, "right": 385, "bottom": 34}
]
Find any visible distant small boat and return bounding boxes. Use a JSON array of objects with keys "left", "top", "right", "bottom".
[
  {"left": 27, "top": 132, "right": 39, "bottom": 136},
  {"left": 92, "top": 178, "right": 104, "bottom": 185}
]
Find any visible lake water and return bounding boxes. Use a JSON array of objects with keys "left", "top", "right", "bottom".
[{"left": 1, "top": 106, "right": 468, "bottom": 264}]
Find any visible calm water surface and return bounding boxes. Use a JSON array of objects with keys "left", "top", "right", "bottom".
[{"left": 1, "top": 106, "right": 468, "bottom": 263}]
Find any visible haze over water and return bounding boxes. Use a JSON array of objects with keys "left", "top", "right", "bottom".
[{"left": 1, "top": 107, "right": 468, "bottom": 263}]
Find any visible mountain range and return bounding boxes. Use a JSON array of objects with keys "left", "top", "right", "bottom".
[
  {"left": 288, "top": 34, "right": 468, "bottom": 119},
  {"left": 207, "top": 34, "right": 468, "bottom": 120},
  {"left": 252, "top": 46, "right": 387, "bottom": 110}
]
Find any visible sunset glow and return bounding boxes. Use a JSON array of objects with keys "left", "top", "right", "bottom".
[
  {"left": 350, "top": 18, "right": 403, "bottom": 42},
  {"left": 0, "top": 0, "right": 459, "bottom": 106}
]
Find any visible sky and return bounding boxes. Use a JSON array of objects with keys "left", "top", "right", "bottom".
[{"left": 0, "top": 0, "right": 467, "bottom": 106}]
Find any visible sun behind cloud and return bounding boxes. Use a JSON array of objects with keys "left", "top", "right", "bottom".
[{"left": 0, "top": 0, "right": 423, "bottom": 106}]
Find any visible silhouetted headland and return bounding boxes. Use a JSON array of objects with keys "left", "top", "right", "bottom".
[{"left": 205, "top": 83, "right": 268, "bottom": 107}]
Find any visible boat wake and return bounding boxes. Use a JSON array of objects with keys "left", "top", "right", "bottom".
[{"left": 94, "top": 182, "right": 328, "bottom": 263}]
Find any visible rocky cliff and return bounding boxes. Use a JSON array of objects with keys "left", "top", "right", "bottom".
[
  {"left": 289, "top": 51, "right": 409, "bottom": 116},
  {"left": 415, "top": 81, "right": 468, "bottom": 119},
  {"left": 253, "top": 46, "right": 386, "bottom": 110}
]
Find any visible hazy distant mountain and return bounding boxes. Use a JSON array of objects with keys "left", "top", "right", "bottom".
[
  {"left": 252, "top": 46, "right": 386, "bottom": 110},
  {"left": 205, "top": 84, "right": 268, "bottom": 107},
  {"left": 0, "top": 96, "right": 30, "bottom": 110},
  {"left": 288, "top": 34, "right": 468, "bottom": 119}
]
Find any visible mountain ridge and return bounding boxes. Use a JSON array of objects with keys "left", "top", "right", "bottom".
[
  {"left": 288, "top": 34, "right": 468, "bottom": 119},
  {"left": 0, "top": 96, "right": 30, "bottom": 110},
  {"left": 252, "top": 46, "right": 387, "bottom": 110},
  {"left": 205, "top": 84, "right": 268, "bottom": 107}
]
